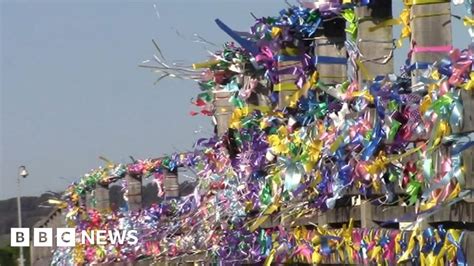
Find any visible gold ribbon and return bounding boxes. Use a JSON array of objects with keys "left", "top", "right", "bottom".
[
  {"left": 264, "top": 249, "right": 276, "bottom": 266},
  {"left": 192, "top": 59, "right": 219, "bottom": 69},
  {"left": 249, "top": 203, "right": 279, "bottom": 231},
  {"left": 229, "top": 107, "right": 249, "bottom": 129},
  {"left": 248, "top": 104, "right": 272, "bottom": 114},
  {"left": 352, "top": 90, "right": 374, "bottom": 103},
  {"left": 412, "top": 12, "right": 451, "bottom": 20},
  {"left": 288, "top": 71, "right": 319, "bottom": 108},
  {"left": 404, "top": 0, "right": 449, "bottom": 6},
  {"left": 367, "top": 7, "right": 410, "bottom": 48},
  {"left": 355, "top": 59, "right": 374, "bottom": 81},
  {"left": 274, "top": 82, "right": 299, "bottom": 92},
  {"left": 398, "top": 227, "right": 419, "bottom": 263},
  {"left": 463, "top": 16, "right": 474, "bottom": 26},
  {"left": 462, "top": 72, "right": 474, "bottom": 90}
]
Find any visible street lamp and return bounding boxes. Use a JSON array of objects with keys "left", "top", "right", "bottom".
[{"left": 17, "top": 165, "right": 28, "bottom": 266}]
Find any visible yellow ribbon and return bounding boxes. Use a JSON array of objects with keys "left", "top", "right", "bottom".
[
  {"left": 419, "top": 94, "right": 432, "bottom": 114},
  {"left": 280, "top": 46, "right": 299, "bottom": 56},
  {"left": 463, "top": 16, "right": 474, "bottom": 26},
  {"left": 289, "top": 90, "right": 302, "bottom": 108},
  {"left": 287, "top": 71, "right": 320, "bottom": 108},
  {"left": 264, "top": 249, "right": 276, "bottom": 266},
  {"left": 268, "top": 129, "right": 289, "bottom": 155},
  {"left": 330, "top": 136, "right": 344, "bottom": 153},
  {"left": 404, "top": 0, "right": 449, "bottom": 5},
  {"left": 249, "top": 203, "right": 279, "bottom": 231},
  {"left": 398, "top": 7, "right": 411, "bottom": 47},
  {"left": 462, "top": 72, "right": 474, "bottom": 90},
  {"left": 48, "top": 199, "right": 68, "bottom": 209},
  {"left": 367, "top": 7, "right": 410, "bottom": 48},
  {"left": 398, "top": 228, "right": 419, "bottom": 263},
  {"left": 274, "top": 82, "right": 299, "bottom": 92},
  {"left": 412, "top": 12, "right": 451, "bottom": 20},
  {"left": 271, "top": 27, "right": 282, "bottom": 38},
  {"left": 355, "top": 59, "right": 374, "bottom": 81},
  {"left": 368, "top": 18, "right": 401, "bottom": 33},
  {"left": 431, "top": 120, "right": 450, "bottom": 149},
  {"left": 229, "top": 107, "right": 249, "bottom": 129},
  {"left": 192, "top": 59, "right": 219, "bottom": 69},
  {"left": 366, "top": 146, "right": 423, "bottom": 177},
  {"left": 352, "top": 89, "right": 374, "bottom": 103}
]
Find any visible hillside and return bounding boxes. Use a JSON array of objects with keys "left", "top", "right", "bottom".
[{"left": 0, "top": 181, "right": 196, "bottom": 247}]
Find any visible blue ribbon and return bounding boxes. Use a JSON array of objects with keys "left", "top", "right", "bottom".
[
  {"left": 447, "top": 231, "right": 467, "bottom": 266},
  {"left": 446, "top": 132, "right": 474, "bottom": 155},
  {"left": 215, "top": 19, "right": 259, "bottom": 56},
  {"left": 314, "top": 56, "right": 348, "bottom": 65},
  {"left": 408, "top": 62, "right": 431, "bottom": 71}
]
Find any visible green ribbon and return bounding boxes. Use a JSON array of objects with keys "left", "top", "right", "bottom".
[
  {"left": 260, "top": 183, "right": 272, "bottom": 206},
  {"left": 342, "top": 9, "right": 358, "bottom": 41},
  {"left": 259, "top": 229, "right": 267, "bottom": 255},
  {"left": 388, "top": 167, "right": 400, "bottom": 183},
  {"left": 406, "top": 179, "right": 422, "bottom": 205},
  {"left": 198, "top": 92, "right": 213, "bottom": 102},
  {"left": 387, "top": 100, "right": 398, "bottom": 112},
  {"left": 230, "top": 95, "right": 245, "bottom": 108},
  {"left": 431, "top": 94, "right": 454, "bottom": 117},
  {"left": 388, "top": 120, "right": 401, "bottom": 141},
  {"left": 198, "top": 80, "right": 215, "bottom": 91}
]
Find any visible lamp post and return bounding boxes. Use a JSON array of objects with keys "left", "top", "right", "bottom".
[{"left": 17, "top": 165, "right": 28, "bottom": 266}]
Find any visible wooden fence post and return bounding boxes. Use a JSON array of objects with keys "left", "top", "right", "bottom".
[
  {"left": 95, "top": 184, "right": 110, "bottom": 213},
  {"left": 213, "top": 91, "right": 234, "bottom": 137},
  {"left": 356, "top": 1, "right": 394, "bottom": 229},
  {"left": 315, "top": 18, "right": 347, "bottom": 86},
  {"left": 314, "top": 14, "right": 348, "bottom": 227},
  {"left": 410, "top": 3, "right": 452, "bottom": 85},
  {"left": 275, "top": 52, "right": 302, "bottom": 109},
  {"left": 410, "top": 2, "right": 451, "bottom": 229},
  {"left": 356, "top": 1, "right": 394, "bottom": 84},
  {"left": 85, "top": 191, "right": 93, "bottom": 211},
  {"left": 126, "top": 174, "right": 142, "bottom": 211},
  {"left": 464, "top": 0, "right": 474, "bottom": 204},
  {"left": 164, "top": 168, "right": 180, "bottom": 198}
]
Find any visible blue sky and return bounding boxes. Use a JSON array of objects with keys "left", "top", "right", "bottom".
[{"left": 0, "top": 0, "right": 471, "bottom": 199}]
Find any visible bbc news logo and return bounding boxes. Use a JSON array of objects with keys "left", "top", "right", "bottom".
[{"left": 11, "top": 228, "right": 138, "bottom": 247}]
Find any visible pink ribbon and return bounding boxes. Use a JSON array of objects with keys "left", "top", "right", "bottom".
[
  {"left": 448, "top": 49, "right": 473, "bottom": 85},
  {"left": 412, "top": 45, "right": 453, "bottom": 54},
  {"left": 299, "top": 0, "right": 341, "bottom": 13},
  {"left": 256, "top": 46, "right": 274, "bottom": 66}
]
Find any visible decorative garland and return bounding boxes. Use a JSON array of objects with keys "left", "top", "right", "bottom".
[{"left": 50, "top": 1, "right": 474, "bottom": 264}]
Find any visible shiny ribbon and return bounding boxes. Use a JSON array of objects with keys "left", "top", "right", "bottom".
[{"left": 412, "top": 45, "right": 453, "bottom": 54}]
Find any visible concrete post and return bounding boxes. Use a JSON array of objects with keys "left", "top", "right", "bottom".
[
  {"left": 126, "top": 174, "right": 142, "bottom": 211},
  {"left": 213, "top": 91, "right": 234, "bottom": 137}
]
